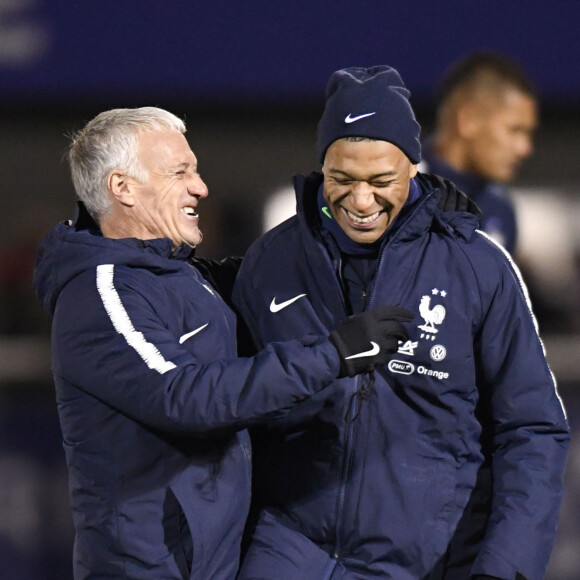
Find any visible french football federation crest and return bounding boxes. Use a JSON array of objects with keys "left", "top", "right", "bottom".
[
  {"left": 418, "top": 295, "right": 446, "bottom": 333},
  {"left": 417, "top": 289, "right": 447, "bottom": 340}
]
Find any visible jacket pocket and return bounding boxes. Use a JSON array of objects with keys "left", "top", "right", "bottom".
[
  {"left": 400, "top": 455, "right": 458, "bottom": 559},
  {"left": 118, "top": 487, "right": 193, "bottom": 579},
  {"left": 239, "top": 510, "right": 340, "bottom": 580}
]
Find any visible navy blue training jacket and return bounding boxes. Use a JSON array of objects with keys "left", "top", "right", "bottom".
[
  {"left": 421, "top": 142, "right": 518, "bottom": 255},
  {"left": 33, "top": 204, "right": 342, "bottom": 580},
  {"left": 232, "top": 172, "right": 569, "bottom": 580}
]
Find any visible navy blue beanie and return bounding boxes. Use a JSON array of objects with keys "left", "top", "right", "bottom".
[{"left": 317, "top": 65, "right": 422, "bottom": 164}]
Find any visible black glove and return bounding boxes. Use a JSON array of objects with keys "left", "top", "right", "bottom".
[
  {"left": 421, "top": 172, "right": 483, "bottom": 219},
  {"left": 329, "top": 305, "right": 413, "bottom": 378}
]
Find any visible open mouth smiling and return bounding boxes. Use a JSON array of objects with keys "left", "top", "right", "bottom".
[
  {"left": 181, "top": 206, "right": 198, "bottom": 218},
  {"left": 343, "top": 208, "right": 383, "bottom": 227}
]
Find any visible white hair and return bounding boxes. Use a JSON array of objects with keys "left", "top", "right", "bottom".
[{"left": 68, "top": 107, "right": 186, "bottom": 220}]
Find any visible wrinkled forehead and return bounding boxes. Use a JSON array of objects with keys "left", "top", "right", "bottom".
[{"left": 137, "top": 129, "right": 197, "bottom": 169}]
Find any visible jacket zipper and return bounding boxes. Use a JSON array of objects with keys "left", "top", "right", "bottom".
[
  {"left": 330, "top": 249, "right": 361, "bottom": 561},
  {"left": 331, "top": 192, "right": 432, "bottom": 561},
  {"left": 367, "top": 193, "right": 429, "bottom": 311},
  {"left": 333, "top": 372, "right": 361, "bottom": 560},
  {"left": 313, "top": 233, "right": 355, "bottom": 561}
]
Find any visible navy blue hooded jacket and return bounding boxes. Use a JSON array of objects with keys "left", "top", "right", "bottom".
[
  {"left": 33, "top": 204, "right": 342, "bottom": 580},
  {"left": 421, "top": 142, "right": 518, "bottom": 255},
  {"left": 232, "top": 172, "right": 569, "bottom": 580}
]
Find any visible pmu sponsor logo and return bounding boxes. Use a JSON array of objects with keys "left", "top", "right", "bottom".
[
  {"left": 388, "top": 360, "right": 415, "bottom": 375},
  {"left": 388, "top": 359, "right": 450, "bottom": 381}
]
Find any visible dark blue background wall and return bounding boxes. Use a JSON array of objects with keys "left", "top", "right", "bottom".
[{"left": 1, "top": 0, "right": 579, "bottom": 108}]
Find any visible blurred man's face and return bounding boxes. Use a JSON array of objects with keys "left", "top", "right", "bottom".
[
  {"left": 463, "top": 88, "right": 537, "bottom": 183},
  {"left": 129, "top": 129, "right": 208, "bottom": 247},
  {"left": 322, "top": 139, "right": 418, "bottom": 244}
]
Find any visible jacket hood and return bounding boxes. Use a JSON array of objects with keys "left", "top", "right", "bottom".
[
  {"left": 34, "top": 202, "right": 193, "bottom": 317},
  {"left": 414, "top": 172, "right": 481, "bottom": 242}
]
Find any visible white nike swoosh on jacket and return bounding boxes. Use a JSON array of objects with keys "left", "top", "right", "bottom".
[
  {"left": 179, "top": 323, "right": 209, "bottom": 344},
  {"left": 269, "top": 294, "right": 307, "bottom": 313}
]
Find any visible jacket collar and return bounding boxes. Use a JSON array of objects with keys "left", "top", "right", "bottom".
[{"left": 70, "top": 201, "right": 194, "bottom": 261}]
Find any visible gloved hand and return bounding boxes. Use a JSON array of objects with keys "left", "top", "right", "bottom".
[
  {"left": 329, "top": 305, "right": 413, "bottom": 378},
  {"left": 423, "top": 172, "right": 483, "bottom": 219}
]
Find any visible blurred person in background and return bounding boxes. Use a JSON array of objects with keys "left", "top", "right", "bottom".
[
  {"left": 420, "top": 51, "right": 538, "bottom": 256},
  {"left": 32, "top": 106, "right": 413, "bottom": 579},
  {"left": 232, "top": 65, "right": 569, "bottom": 580}
]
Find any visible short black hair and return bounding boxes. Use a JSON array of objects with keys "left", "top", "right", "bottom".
[{"left": 435, "top": 51, "right": 538, "bottom": 107}]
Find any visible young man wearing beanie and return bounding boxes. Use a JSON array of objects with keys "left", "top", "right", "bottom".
[{"left": 232, "top": 66, "right": 569, "bottom": 580}]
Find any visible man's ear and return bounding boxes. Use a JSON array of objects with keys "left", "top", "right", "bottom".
[{"left": 108, "top": 171, "right": 135, "bottom": 207}]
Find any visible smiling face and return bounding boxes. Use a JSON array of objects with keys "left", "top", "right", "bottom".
[
  {"left": 322, "top": 138, "right": 418, "bottom": 244},
  {"left": 124, "top": 129, "right": 208, "bottom": 247}
]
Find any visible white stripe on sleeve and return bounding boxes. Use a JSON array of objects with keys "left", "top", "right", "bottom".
[
  {"left": 475, "top": 230, "right": 567, "bottom": 418},
  {"left": 96, "top": 264, "right": 177, "bottom": 375}
]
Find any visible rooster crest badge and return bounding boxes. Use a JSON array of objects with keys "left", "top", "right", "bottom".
[{"left": 418, "top": 295, "right": 446, "bottom": 334}]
